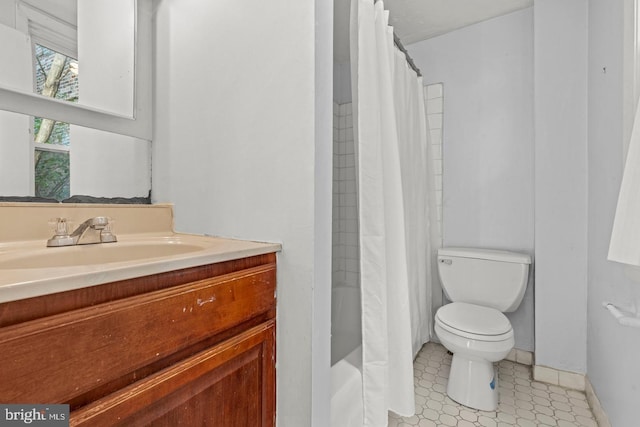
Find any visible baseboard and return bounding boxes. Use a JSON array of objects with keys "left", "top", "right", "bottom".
[
  {"left": 585, "top": 377, "right": 612, "bottom": 427},
  {"left": 504, "top": 348, "right": 533, "bottom": 365},
  {"left": 533, "top": 365, "right": 586, "bottom": 391}
]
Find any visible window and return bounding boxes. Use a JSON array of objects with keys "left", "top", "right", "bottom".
[{"left": 33, "top": 44, "right": 78, "bottom": 200}]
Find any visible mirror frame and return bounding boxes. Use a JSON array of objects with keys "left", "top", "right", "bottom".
[{"left": 0, "top": 0, "right": 152, "bottom": 140}]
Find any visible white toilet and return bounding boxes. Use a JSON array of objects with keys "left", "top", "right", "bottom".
[{"left": 434, "top": 247, "right": 531, "bottom": 411}]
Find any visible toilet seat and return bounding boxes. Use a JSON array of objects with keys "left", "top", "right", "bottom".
[{"left": 436, "top": 302, "right": 513, "bottom": 342}]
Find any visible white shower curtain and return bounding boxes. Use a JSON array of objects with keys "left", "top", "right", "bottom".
[
  {"left": 350, "top": 0, "right": 437, "bottom": 425},
  {"left": 394, "top": 61, "right": 437, "bottom": 359}
]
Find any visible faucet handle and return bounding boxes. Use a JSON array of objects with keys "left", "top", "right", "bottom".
[
  {"left": 49, "top": 217, "right": 70, "bottom": 236},
  {"left": 100, "top": 220, "right": 118, "bottom": 243},
  {"left": 47, "top": 218, "right": 75, "bottom": 247}
]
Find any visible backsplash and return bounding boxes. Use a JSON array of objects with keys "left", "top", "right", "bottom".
[{"left": 0, "top": 203, "right": 174, "bottom": 243}]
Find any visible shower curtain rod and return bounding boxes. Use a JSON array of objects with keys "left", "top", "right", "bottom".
[
  {"left": 393, "top": 34, "right": 422, "bottom": 77},
  {"left": 372, "top": 0, "right": 422, "bottom": 77}
]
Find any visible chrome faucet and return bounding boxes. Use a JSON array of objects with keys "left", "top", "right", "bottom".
[{"left": 47, "top": 217, "right": 117, "bottom": 247}]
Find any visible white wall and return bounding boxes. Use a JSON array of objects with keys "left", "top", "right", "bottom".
[
  {"left": 0, "top": 2, "right": 14, "bottom": 28},
  {"left": 71, "top": 0, "right": 150, "bottom": 198},
  {"left": 77, "top": 0, "right": 134, "bottom": 117},
  {"left": 534, "top": 0, "right": 589, "bottom": 374},
  {"left": 152, "top": 1, "right": 333, "bottom": 426},
  {"left": 0, "top": 23, "right": 31, "bottom": 196},
  {"left": 587, "top": 0, "right": 640, "bottom": 424},
  {"left": 408, "top": 8, "right": 535, "bottom": 351},
  {"left": 70, "top": 130, "right": 151, "bottom": 198},
  {"left": 313, "top": 2, "right": 333, "bottom": 422},
  {"left": 333, "top": 61, "right": 352, "bottom": 105}
]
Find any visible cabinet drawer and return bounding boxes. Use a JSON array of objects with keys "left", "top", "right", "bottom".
[{"left": 0, "top": 263, "right": 276, "bottom": 405}]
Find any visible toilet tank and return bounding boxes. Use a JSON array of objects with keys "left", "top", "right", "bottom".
[{"left": 437, "top": 247, "right": 532, "bottom": 312}]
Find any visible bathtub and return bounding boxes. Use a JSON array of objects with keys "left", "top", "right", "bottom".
[{"left": 331, "top": 285, "right": 363, "bottom": 427}]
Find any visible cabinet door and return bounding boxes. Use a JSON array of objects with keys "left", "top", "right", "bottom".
[{"left": 71, "top": 320, "right": 275, "bottom": 427}]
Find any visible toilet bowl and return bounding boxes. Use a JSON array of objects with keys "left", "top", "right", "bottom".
[
  {"left": 435, "top": 302, "right": 514, "bottom": 411},
  {"left": 435, "top": 247, "right": 531, "bottom": 411}
]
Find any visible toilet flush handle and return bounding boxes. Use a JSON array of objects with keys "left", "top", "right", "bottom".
[{"left": 440, "top": 258, "right": 452, "bottom": 265}]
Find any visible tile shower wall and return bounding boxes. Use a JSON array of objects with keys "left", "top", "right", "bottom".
[
  {"left": 332, "top": 102, "right": 359, "bottom": 288},
  {"left": 425, "top": 83, "right": 444, "bottom": 244}
]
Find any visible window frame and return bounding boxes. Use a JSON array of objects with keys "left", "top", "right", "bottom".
[{"left": 0, "top": 0, "right": 151, "bottom": 141}]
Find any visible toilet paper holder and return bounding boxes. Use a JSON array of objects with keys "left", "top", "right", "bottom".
[{"left": 602, "top": 301, "right": 640, "bottom": 328}]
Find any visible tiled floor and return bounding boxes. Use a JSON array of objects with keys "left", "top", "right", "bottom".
[{"left": 389, "top": 342, "right": 597, "bottom": 427}]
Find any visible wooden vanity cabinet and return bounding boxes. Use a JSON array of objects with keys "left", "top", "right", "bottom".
[{"left": 0, "top": 253, "right": 277, "bottom": 427}]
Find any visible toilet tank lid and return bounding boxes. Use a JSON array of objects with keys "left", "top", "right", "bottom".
[{"left": 438, "top": 247, "right": 531, "bottom": 264}]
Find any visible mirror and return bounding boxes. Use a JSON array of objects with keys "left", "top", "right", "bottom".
[
  {"left": 0, "top": 0, "right": 152, "bottom": 201},
  {"left": 0, "top": 109, "right": 151, "bottom": 200},
  {"left": 1, "top": 0, "right": 135, "bottom": 117}
]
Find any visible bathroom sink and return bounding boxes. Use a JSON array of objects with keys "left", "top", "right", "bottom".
[
  {"left": 0, "top": 203, "right": 283, "bottom": 305},
  {"left": 0, "top": 240, "right": 206, "bottom": 269}
]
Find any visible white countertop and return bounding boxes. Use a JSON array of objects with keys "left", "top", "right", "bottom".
[{"left": 0, "top": 233, "right": 281, "bottom": 304}]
